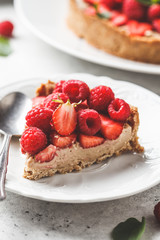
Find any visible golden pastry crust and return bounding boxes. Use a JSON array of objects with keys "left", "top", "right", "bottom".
[{"left": 67, "top": 0, "right": 160, "bottom": 64}]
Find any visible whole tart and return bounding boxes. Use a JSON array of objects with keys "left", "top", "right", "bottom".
[
  {"left": 21, "top": 79, "right": 144, "bottom": 180},
  {"left": 67, "top": 0, "right": 160, "bottom": 63}
]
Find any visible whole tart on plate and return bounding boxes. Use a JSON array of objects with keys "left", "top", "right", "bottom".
[
  {"left": 20, "top": 79, "right": 143, "bottom": 180},
  {"left": 67, "top": 0, "right": 160, "bottom": 63}
]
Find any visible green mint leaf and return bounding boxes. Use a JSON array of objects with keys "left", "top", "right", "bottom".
[
  {"left": 97, "top": 11, "right": 112, "bottom": 19},
  {"left": 137, "top": 0, "right": 160, "bottom": 5},
  {"left": 111, "top": 217, "right": 146, "bottom": 240},
  {"left": 0, "top": 36, "right": 12, "bottom": 56}
]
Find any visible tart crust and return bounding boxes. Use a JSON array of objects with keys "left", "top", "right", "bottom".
[
  {"left": 23, "top": 80, "right": 143, "bottom": 180},
  {"left": 67, "top": 0, "right": 160, "bottom": 64}
]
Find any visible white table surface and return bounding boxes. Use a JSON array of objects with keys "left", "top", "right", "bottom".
[{"left": 0, "top": 1, "right": 160, "bottom": 239}]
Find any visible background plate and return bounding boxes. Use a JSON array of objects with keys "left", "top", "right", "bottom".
[
  {"left": 14, "top": 0, "right": 160, "bottom": 75},
  {"left": 0, "top": 73, "right": 160, "bottom": 203}
]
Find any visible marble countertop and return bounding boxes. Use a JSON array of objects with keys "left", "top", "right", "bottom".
[{"left": 0, "top": 1, "right": 160, "bottom": 239}]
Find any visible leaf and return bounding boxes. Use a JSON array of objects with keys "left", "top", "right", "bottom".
[
  {"left": 97, "top": 11, "right": 112, "bottom": 19},
  {"left": 111, "top": 217, "right": 146, "bottom": 240},
  {"left": 0, "top": 36, "right": 12, "bottom": 56}
]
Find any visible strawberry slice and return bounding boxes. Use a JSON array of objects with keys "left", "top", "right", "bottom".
[
  {"left": 127, "top": 20, "right": 152, "bottom": 36},
  {"left": 35, "top": 145, "right": 56, "bottom": 163},
  {"left": 111, "top": 14, "right": 128, "bottom": 26},
  {"left": 79, "top": 134, "right": 104, "bottom": 148},
  {"left": 50, "top": 131, "right": 77, "bottom": 148},
  {"left": 100, "top": 115, "right": 123, "bottom": 140},
  {"left": 52, "top": 100, "right": 77, "bottom": 136},
  {"left": 32, "top": 96, "right": 45, "bottom": 108}
]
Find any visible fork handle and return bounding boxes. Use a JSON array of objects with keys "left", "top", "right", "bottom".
[{"left": 0, "top": 133, "right": 12, "bottom": 200}]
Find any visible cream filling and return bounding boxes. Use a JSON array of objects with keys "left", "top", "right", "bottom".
[{"left": 25, "top": 124, "right": 133, "bottom": 171}]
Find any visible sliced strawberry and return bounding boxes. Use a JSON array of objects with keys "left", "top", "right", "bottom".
[
  {"left": 112, "top": 14, "right": 128, "bottom": 26},
  {"left": 127, "top": 20, "right": 152, "bottom": 36},
  {"left": 52, "top": 100, "right": 77, "bottom": 136},
  {"left": 32, "top": 96, "right": 45, "bottom": 108},
  {"left": 50, "top": 131, "right": 77, "bottom": 148},
  {"left": 79, "top": 134, "right": 105, "bottom": 148},
  {"left": 35, "top": 145, "right": 56, "bottom": 163},
  {"left": 100, "top": 114, "right": 123, "bottom": 140}
]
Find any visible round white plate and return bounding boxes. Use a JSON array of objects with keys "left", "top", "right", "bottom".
[
  {"left": 14, "top": 0, "right": 160, "bottom": 75},
  {"left": 1, "top": 73, "right": 160, "bottom": 203}
]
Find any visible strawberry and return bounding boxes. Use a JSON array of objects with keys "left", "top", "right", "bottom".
[
  {"left": 111, "top": 13, "right": 128, "bottom": 26},
  {"left": 50, "top": 131, "right": 77, "bottom": 148},
  {"left": 153, "top": 18, "right": 160, "bottom": 33},
  {"left": 32, "top": 96, "right": 45, "bottom": 108},
  {"left": 35, "top": 144, "right": 56, "bottom": 163},
  {"left": 148, "top": 4, "right": 160, "bottom": 21},
  {"left": 84, "top": 6, "right": 97, "bottom": 16},
  {"left": 100, "top": 115, "right": 123, "bottom": 140},
  {"left": 122, "top": 0, "right": 146, "bottom": 21},
  {"left": 52, "top": 100, "right": 77, "bottom": 136},
  {"left": 79, "top": 134, "right": 104, "bottom": 148},
  {"left": 127, "top": 20, "right": 152, "bottom": 36}
]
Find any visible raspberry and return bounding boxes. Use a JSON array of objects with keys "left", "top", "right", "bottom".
[
  {"left": 62, "top": 80, "right": 90, "bottom": 103},
  {"left": 0, "top": 21, "right": 14, "bottom": 37},
  {"left": 108, "top": 98, "right": 130, "bottom": 121},
  {"left": 88, "top": 85, "right": 114, "bottom": 112},
  {"left": 78, "top": 109, "right": 101, "bottom": 135},
  {"left": 25, "top": 106, "right": 53, "bottom": 133},
  {"left": 20, "top": 127, "right": 47, "bottom": 155},
  {"left": 148, "top": 4, "right": 160, "bottom": 21},
  {"left": 122, "top": 0, "right": 146, "bottom": 21},
  {"left": 154, "top": 202, "right": 160, "bottom": 223},
  {"left": 53, "top": 80, "right": 66, "bottom": 93},
  {"left": 43, "top": 92, "right": 69, "bottom": 111}
]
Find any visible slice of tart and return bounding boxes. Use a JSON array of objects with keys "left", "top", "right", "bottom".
[
  {"left": 67, "top": 0, "right": 160, "bottom": 63},
  {"left": 20, "top": 79, "right": 143, "bottom": 180}
]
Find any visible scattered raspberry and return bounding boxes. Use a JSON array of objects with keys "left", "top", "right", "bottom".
[
  {"left": 32, "top": 96, "right": 45, "bottom": 108},
  {"left": 152, "top": 18, "right": 160, "bottom": 33},
  {"left": 62, "top": 80, "right": 90, "bottom": 103},
  {"left": 53, "top": 80, "right": 66, "bottom": 93},
  {"left": 122, "top": 0, "right": 146, "bottom": 21},
  {"left": 148, "top": 4, "right": 160, "bottom": 21},
  {"left": 108, "top": 98, "right": 130, "bottom": 121},
  {"left": 127, "top": 20, "right": 152, "bottom": 36},
  {"left": 111, "top": 13, "right": 128, "bottom": 26},
  {"left": 43, "top": 92, "right": 69, "bottom": 111},
  {"left": 20, "top": 127, "right": 47, "bottom": 155},
  {"left": 88, "top": 85, "right": 114, "bottom": 112},
  {"left": 78, "top": 109, "right": 101, "bottom": 135},
  {"left": 25, "top": 106, "right": 53, "bottom": 133},
  {"left": 50, "top": 131, "right": 77, "bottom": 148},
  {"left": 35, "top": 144, "right": 56, "bottom": 163},
  {"left": 79, "top": 134, "right": 105, "bottom": 148},
  {"left": 0, "top": 21, "right": 14, "bottom": 37}
]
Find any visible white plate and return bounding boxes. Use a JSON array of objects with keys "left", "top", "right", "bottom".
[
  {"left": 14, "top": 0, "right": 160, "bottom": 75},
  {"left": 1, "top": 73, "right": 160, "bottom": 203}
]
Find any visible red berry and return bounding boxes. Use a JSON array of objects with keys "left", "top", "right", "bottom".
[
  {"left": 43, "top": 92, "right": 69, "bottom": 111},
  {"left": 148, "top": 4, "right": 160, "bottom": 21},
  {"left": 53, "top": 80, "right": 66, "bottom": 93},
  {"left": 32, "top": 96, "right": 45, "bottom": 108},
  {"left": 123, "top": 0, "right": 146, "bottom": 21},
  {"left": 20, "top": 127, "right": 47, "bottom": 155},
  {"left": 35, "top": 144, "right": 56, "bottom": 163},
  {"left": 152, "top": 18, "right": 160, "bottom": 33},
  {"left": 154, "top": 202, "right": 160, "bottom": 223},
  {"left": 100, "top": 115, "right": 123, "bottom": 140},
  {"left": 79, "top": 134, "right": 105, "bottom": 148},
  {"left": 108, "top": 98, "right": 130, "bottom": 121},
  {"left": 78, "top": 109, "right": 101, "bottom": 135},
  {"left": 84, "top": 6, "right": 97, "bottom": 16},
  {"left": 52, "top": 100, "right": 77, "bottom": 136},
  {"left": 111, "top": 13, "right": 128, "bottom": 26},
  {"left": 0, "top": 21, "right": 14, "bottom": 37},
  {"left": 88, "top": 85, "right": 114, "bottom": 112},
  {"left": 75, "top": 100, "right": 88, "bottom": 112},
  {"left": 127, "top": 20, "right": 152, "bottom": 36},
  {"left": 62, "top": 80, "right": 90, "bottom": 103},
  {"left": 97, "top": 3, "right": 110, "bottom": 14},
  {"left": 100, "top": 0, "right": 115, "bottom": 8},
  {"left": 50, "top": 131, "right": 77, "bottom": 148},
  {"left": 25, "top": 106, "right": 53, "bottom": 133}
]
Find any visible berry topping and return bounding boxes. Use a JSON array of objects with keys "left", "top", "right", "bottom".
[
  {"left": 62, "top": 80, "right": 90, "bottom": 103},
  {"left": 154, "top": 202, "right": 160, "bottom": 223},
  {"left": 148, "top": 4, "right": 160, "bottom": 21},
  {"left": 50, "top": 131, "right": 77, "bottom": 148},
  {"left": 84, "top": 6, "right": 97, "bottom": 15},
  {"left": 112, "top": 13, "right": 128, "bottom": 26},
  {"left": 79, "top": 134, "right": 105, "bottom": 148},
  {"left": 88, "top": 85, "right": 114, "bottom": 112},
  {"left": 53, "top": 80, "right": 66, "bottom": 93},
  {"left": 75, "top": 100, "right": 88, "bottom": 112},
  {"left": 35, "top": 144, "right": 56, "bottom": 163},
  {"left": 127, "top": 20, "right": 152, "bottom": 36},
  {"left": 32, "top": 96, "right": 45, "bottom": 108},
  {"left": 0, "top": 21, "right": 14, "bottom": 37},
  {"left": 52, "top": 100, "right": 77, "bottom": 136},
  {"left": 43, "top": 92, "right": 69, "bottom": 111},
  {"left": 108, "top": 98, "right": 130, "bottom": 121},
  {"left": 20, "top": 127, "right": 47, "bottom": 155},
  {"left": 153, "top": 18, "right": 160, "bottom": 33},
  {"left": 100, "top": 115, "right": 123, "bottom": 140},
  {"left": 122, "top": 0, "right": 146, "bottom": 21},
  {"left": 101, "top": 0, "right": 115, "bottom": 8},
  {"left": 25, "top": 106, "right": 53, "bottom": 133},
  {"left": 78, "top": 109, "right": 101, "bottom": 135}
]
